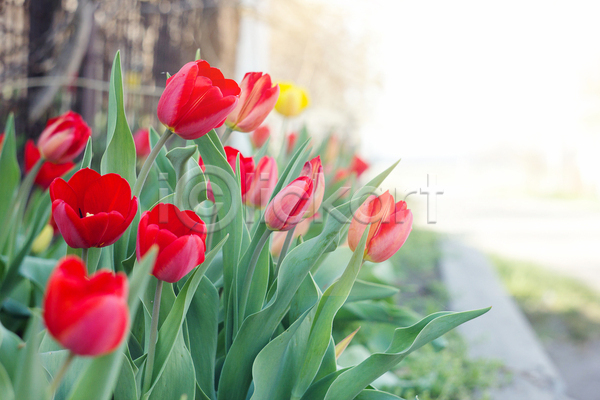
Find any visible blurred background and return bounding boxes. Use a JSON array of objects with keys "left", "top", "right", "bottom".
[{"left": 2, "top": 0, "right": 600, "bottom": 398}]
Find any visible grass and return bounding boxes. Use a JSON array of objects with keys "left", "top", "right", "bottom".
[{"left": 492, "top": 255, "right": 600, "bottom": 342}]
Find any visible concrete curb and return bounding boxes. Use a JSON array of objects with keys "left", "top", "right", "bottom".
[{"left": 439, "top": 238, "right": 574, "bottom": 400}]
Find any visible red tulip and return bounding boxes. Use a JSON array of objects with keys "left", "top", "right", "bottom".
[
  {"left": 224, "top": 146, "right": 255, "bottom": 196},
  {"left": 49, "top": 168, "right": 138, "bottom": 248},
  {"left": 225, "top": 72, "right": 279, "bottom": 132},
  {"left": 137, "top": 203, "right": 207, "bottom": 283},
  {"left": 250, "top": 125, "right": 270, "bottom": 149},
  {"left": 286, "top": 132, "right": 298, "bottom": 155},
  {"left": 37, "top": 111, "right": 91, "bottom": 164},
  {"left": 300, "top": 156, "right": 325, "bottom": 218},
  {"left": 350, "top": 155, "right": 369, "bottom": 178},
  {"left": 43, "top": 256, "right": 129, "bottom": 356},
  {"left": 133, "top": 128, "right": 151, "bottom": 160},
  {"left": 265, "top": 176, "right": 313, "bottom": 231},
  {"left": 0, "top": 133, "right": 4, "bottom": 153},
  {"left": 348, "top": 191, "right": 413, "bottom": 263},
  {"left": 245, "top": 156, "right": 278, "bottom": 208},
  {"left": 157, "top": 60, "right": 241, "bottom": 140},
  {"left": 25, "top": 140, "right": 74, "bottom": 190},
  {"left": 197, "top": 155, "right": 215, "bottom": 203}
]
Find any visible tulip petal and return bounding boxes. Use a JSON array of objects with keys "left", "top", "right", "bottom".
[
  {"left": 50, "top": 178, "right": 79, "bottom": 211},
  {"left": 80, "top": 212, "right": 111, "bottom": 247},
  {"left": 153, "top": 235, "right": 205, "bottom": 283},
  {"left": 68, "top": 168, "right": 102, "bottom": 199},
  {"left": 52, "top": 200, "right": 90, "bottom": 248},
  {"left": 366, "top": 209, "right": 413, "bottom": 263},
  {"left": 58, "top": 295, "right": 129, "bottom": 356},
  {"left": 158, "top": 61, "right": 199, "bottom": 127},
  {"left": 83, "top": 173, "right": 133, "bottom": 216}
]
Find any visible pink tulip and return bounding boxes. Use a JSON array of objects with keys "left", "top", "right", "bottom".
[
  {"left": 347, "top": 191, "right": 412, "bottom": 263},
  {"left": 265, "top": 176, "right": 313, "bottom": 231},
  {"left": 250, "top": 125, "right": 270, "bottom": 149},
  {"left": 245, "top": 156, "right": 278, "bottom": 208},
  {"left": 37, "top": 111, "right": 91, "bottom": 164},
  {"left": 226, "top": 72, "right": 279, "bottom": 132},
  {"left": 300, "top": 156, "right": 324, "bottom": 218}
]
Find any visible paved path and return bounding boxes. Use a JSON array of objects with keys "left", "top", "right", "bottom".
[{"left": 440, "top": 238, "right": 573, "bottom": 400}]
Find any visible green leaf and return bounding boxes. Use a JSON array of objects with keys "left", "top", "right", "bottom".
[
  {"left": 147, "top": 333, "right": 195, "bottom": 400},
  {"left": 290, "top": 223, "right": 370, "bottom": 399},
  {"left": 217, "top": 160, "right": 400, "bottom": 400},
  {"left": 80, "top": 137, "right": 93, "bottom": 169},
  {"left": 113, "top": 352, "right": 138, "bottom": 400},
  {"left": 67, "top": 248, "right": 158, "bottom": 400},
  {"left": 18, "top": 256, "right": 55, "bottom": 293},
  {"left": 0, "top": 192, "right": 51, "bottom": 303},
  {"left": 0, "top": 362, "right": 14, "bottom": 400},
  {"left": 166, "top": 144, "right": 198, "bottom": 183},
  {"left": 40, "top": 350, "right": 91, "bottom": 400},
  {"left": 355, "top": 389, "right": 405, "bottom": 400},
  {"left": 346, "top": 280, "right": 399, "bottom": 303},
  {"left": 250, "top": 306, "right": 317, "bottom": 400},
  {"left": 0, "top": 114, "right": 20, "bottom": 232},
  {"left": 100, "top": 51, "right": 136, "bottom": 186},
  {"left": 13, "top": 314, "right": 47, "bottom": 400},
  {"left": 144, "top": 236, "right": 228, "bottom": 397},
  {"left": 187, "top": 277, "right": 219, "bottom": 400},
  {"left": 0, "top": 321, "right": 23, "bottom": 380},
  {"left": 321, "top": 308, "right": 491, "bottom": 400},
  {"left": 149, "top": 127, "right": 177, "bottom": 191},
  {"left": 194, "top": 133, "right": 246, "bottom": 349}
]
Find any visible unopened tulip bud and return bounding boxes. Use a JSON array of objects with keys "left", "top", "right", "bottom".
[
  {"left": 43, "top": 256, "right": 129, "bottom": 356},
  {"left": 32, "top": 224, "right": 54, "bottom": 254},
  {"left": 300, "top": 156, "right": 324, "bottom": 218},
  {"left": 348, "top": 191, "right": 413, "bottom": 263},
  {"left": 245, "top": 156, "right": 278, "bottom": 208},
  {"left": 133, "top": 128, "right": 151, "bottom": 160},
  {"left": 275, "top": 82, "right": 309, "bottom": 117},
  {"left": 251, "top": 125, "right": 270, "bottom": 149},
  {"left": 37, "top": 111, "right": 91, "bottom": 164},
  {"left": 265, "top": 176, "right": 313, "bottom": 231}
]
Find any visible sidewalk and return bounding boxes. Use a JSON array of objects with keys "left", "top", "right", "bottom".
[{"left": 439, "top": 238, "right": 573, "bottom": 400}]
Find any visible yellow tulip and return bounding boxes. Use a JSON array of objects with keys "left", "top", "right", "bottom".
[
  {"left": 275, "top": 82, "right": 309, "bottom": 117},
  {"left": 32, "top": 224, "right": 54, "bottom": 254}
]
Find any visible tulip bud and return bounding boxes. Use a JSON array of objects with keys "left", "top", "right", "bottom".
[
  {"left": 133, "top": 128, "right": 151, "bottom": 160},
  {"left": 0, "top": 133, "right": 4, "bottom": 153},
  {"left": 224, "top": 146, "right": 255, "bottom": 196},
  {"left": 251, "top": 125, "right": 270, "bottom": 149},
  {"left": 226, "top": 72, "right": 279, "bottom": 132},
  {"left": 245, "top": 156, "right": 278, "bottom": 208},
  {"left": 286, "top": 132, "right": 298, "bottom": 155},
  {"left": 137, "top": 203, "right": 207, "bottom": 283},
  {"left": 275, "top": 82, "right": 310, "bottom": 117},
  {"left": 32, "top": 224, "right": 54, "bottom": 254},
  {"left": 157, "top": 60, "right": 241, "bottom": 140},
  {"left": 43, "top": 256, "right": 129, "bottom": 356},
  {"left": 37, "top": 111, "right": 91, "bottom": 164},
  {"left": 300, "top": 156, "right": 324, "bottom": 218},
  {"left": 25, "top": 140, "right": 75, "bottom": 190},
  {"left": 350, "top": 155, "right": 369, "bottom": 178},
  {"left": 265, "top": 176, "right": 314, "bottom": 231},
  {"left": 348, "top": 191, "right": 413, "bottom": 263}
]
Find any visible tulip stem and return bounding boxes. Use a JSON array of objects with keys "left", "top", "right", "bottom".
[
  {"left": 49, "top": 351, "right": 75, "bottom": 395},
  {"left": 81, "top": 248, "right": 89, "bottom": 270},
  {"left": 143, "top": 279, "right": 163, "bottom": 395},
  {"left": 238, "top": 229, "right": 271, "bottom": 323},
  {"left": 275, "top": 227, "right": 295, "bottom": 277},
  {"left": 205, "top": 210, "right": 218, "bottom": 252},
  {"left": 133, "top": 129, "right": 173, "bottom": 198},
  {"left": 221, "top": 127, "right": 233, "bottom": 145}
]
